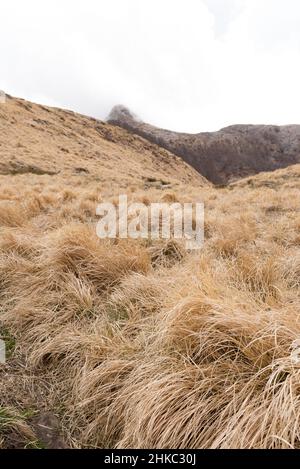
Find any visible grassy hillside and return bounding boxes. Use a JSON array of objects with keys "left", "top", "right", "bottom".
[
  {"left": 1, "top": 97, "right": 300, "bottom": 448},
  {"left": 0, "top": 95, "right": 205, "bottom": 188}
]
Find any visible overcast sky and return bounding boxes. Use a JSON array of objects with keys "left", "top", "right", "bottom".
[{"left": 1, "top": 0, "right": 300, "bottom": 132}]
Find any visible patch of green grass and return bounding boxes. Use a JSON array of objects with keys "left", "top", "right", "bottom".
[
  {"left": 0, "top": 406, "right": 20, "bottom": 429},
  {"left": 0, "top": 327, "right": 16, "bottom": 359},
  {"left": 25, "top": 439, "right": 47, "bottom": 449},
  {"left": 0, "top": 406, "right": 37, "bottom": 429},
  {"left": 0, "top": 407, "right": 12, "bottom": 426},
  {"left": 22, "top": 408, "right": 39, "bottom": 420},
  {"left": 107, "top": 304, "right": 129, "bottom": 322}
]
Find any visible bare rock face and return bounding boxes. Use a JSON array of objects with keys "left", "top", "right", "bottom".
[
  {"left": 107, "top": 106, "right": 300, "bottom": 185},
  {"left": 107, "top": 105, "right": 142, "bottom": 124}
]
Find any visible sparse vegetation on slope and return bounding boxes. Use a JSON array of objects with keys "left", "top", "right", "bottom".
[{"left": 108, "top": 105, "right": 300, "bottom": 185}]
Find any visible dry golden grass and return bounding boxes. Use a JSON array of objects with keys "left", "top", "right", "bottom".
[
  {"left": 0, "top": 95, "right": 205, "bottom": 190},
  {"left": 1, "top": 97, "right": 300, "bottom": 449},
  {"left": 1, "top": 168, "right": 300, "bottom": 449}
]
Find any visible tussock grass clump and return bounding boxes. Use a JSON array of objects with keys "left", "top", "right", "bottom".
[{"left": 150, "top": 239, "right": 185, "bottom": 268}]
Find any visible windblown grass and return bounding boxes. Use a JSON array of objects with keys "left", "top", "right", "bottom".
[{"left": 1, "top": 164, "right": 300, "bottom": 449}]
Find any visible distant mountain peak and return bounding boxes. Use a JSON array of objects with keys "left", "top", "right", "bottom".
[{"left": 107, "top": 105, "right": 142, "bottom": 124}]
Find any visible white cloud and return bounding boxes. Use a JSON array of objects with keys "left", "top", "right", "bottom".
[{"left": 0, "top": 0, "right": 299, "bottom": 131}]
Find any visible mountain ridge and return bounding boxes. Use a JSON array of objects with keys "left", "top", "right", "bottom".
[{"left": 107, "top": 105, "right": 300, "bottom": 184}]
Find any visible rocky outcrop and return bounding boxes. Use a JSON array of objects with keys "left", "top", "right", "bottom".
[
  {"left": 0, "top": 160, "right": 59, "bottom": 176},
  {"left": 107, "top": 105, "right": 300, "bottom": 185}
]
